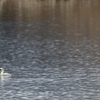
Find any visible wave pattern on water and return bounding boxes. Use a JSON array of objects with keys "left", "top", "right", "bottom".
[{"left": 0, "top": 0, "right": 100, "bottom": 100}]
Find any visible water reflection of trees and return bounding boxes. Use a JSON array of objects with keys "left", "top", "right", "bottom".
[
  {"left": 0, "top": 0, "right": 100, "bottom": 19},
  {"left": 0, "top": 0, "right": 100, "bottom": 39}
]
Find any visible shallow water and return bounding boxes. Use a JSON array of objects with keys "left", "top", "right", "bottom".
[{"left": 0, "top": 0, "right": 100, "bottom": 100}]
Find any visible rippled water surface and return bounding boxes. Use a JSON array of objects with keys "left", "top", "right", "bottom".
[{"left": 0, "top": 0, "right": 100, "bottom": 100}]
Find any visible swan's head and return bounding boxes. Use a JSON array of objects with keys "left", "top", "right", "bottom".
[
  {"left": 0, "top": 68, "right": 4, "bottom": 71},
  {"left": 0, "top": 68, "right": 4, "bottom": 70}
]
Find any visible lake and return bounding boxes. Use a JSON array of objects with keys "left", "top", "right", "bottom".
[{"left": 0, "top": 0, "right": 100, "bottom": 100}]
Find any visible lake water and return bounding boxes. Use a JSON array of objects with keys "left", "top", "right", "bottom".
[{"left": 0, "top": 0, "right": 100, "bottom": 100}]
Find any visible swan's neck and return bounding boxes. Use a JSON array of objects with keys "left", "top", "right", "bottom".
[{"left": 1, "top": 69, "right": 4, "bottom": 74}]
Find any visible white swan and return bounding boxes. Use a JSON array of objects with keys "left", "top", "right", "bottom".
[{"left": 0, "top": 68, "right": 11, "bottom": 76}]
